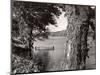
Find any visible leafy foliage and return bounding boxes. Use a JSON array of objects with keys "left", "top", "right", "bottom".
[
  {"left": 12, "top": 1, "right": 61, "bottom": 48},
  {"left": 11, "top": 1, "right": 61, "bottom": 73}
]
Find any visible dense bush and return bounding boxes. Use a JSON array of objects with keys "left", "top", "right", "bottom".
[{"left": 11, "top": 54, "right": 39, "bottom": 74}]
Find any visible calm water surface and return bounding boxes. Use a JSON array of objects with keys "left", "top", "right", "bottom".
[{"left": 34, "top": 36, "right": 66, "bottom": 71}]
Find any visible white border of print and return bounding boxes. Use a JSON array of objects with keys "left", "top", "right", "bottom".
[{"left": 0, "top": 0, "right": 98, "bottom": 75}]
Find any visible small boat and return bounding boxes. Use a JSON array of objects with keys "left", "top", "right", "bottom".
[{"left": 35, "top": 46, "right": 55, "bottom": 51}]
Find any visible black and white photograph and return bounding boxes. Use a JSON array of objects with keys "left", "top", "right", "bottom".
[{"left": 11, "top": 0, "right": 96, "bottom": 74}]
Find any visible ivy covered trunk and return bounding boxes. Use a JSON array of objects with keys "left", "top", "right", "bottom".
[
  {"left": 65, "top": 6, "right": 90, "bottom": 70},
  {"left": 28, "top": 27, "right": 34, "bottom": 60}
]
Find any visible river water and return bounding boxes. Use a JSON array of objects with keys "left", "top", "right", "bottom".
[{"left": 33, "top": 36, "right": 67, "bottom": 71}]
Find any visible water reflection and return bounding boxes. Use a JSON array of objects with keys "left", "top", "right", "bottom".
[
  {"left": 33, "top": 37, "right": 66, "bottom": 71},
  {"left": 33, "top": 50, "right": 50, "bottom": 72}
]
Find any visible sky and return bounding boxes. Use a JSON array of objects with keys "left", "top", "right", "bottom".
[{"left": 46, "top": 8, "right": 68, "bottom": 32}]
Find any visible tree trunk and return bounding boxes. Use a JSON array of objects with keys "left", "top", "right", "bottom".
[
  {"left": 28, "top": 28, "right": 33, "bottom": 59},
  {"left": 77, "top": 20, "right": 89, "bottom": 69},
  {"left": 65, "top": 6, "right": 90, "bottom": 70}
]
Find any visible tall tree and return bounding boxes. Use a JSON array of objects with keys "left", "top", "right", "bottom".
[
  {"left": 11, "top": 1, "right": 61, "bottom": 58},
  {"left": 62, "top": 5, "right": 96, "bottom": 70}
]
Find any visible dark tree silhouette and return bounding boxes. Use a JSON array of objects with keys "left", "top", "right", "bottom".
[{"left": 11, "top": 1, "right": 61, "bottom": 59}]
